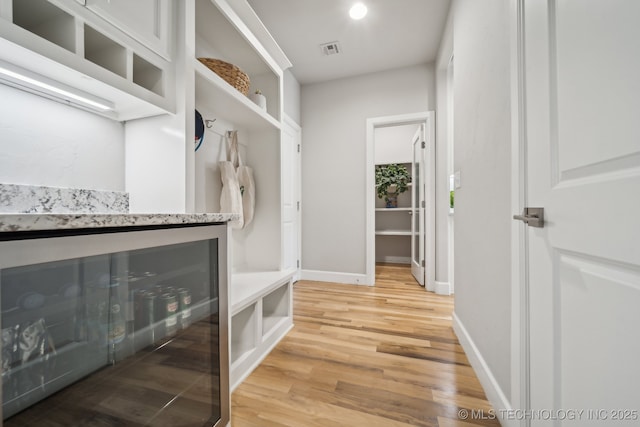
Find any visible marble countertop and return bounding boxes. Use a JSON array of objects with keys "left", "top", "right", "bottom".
[{"left": 0, "top": 213, "right": 239, "bottom": 233}]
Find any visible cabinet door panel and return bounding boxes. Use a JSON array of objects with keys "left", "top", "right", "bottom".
[{"left": 85, "top": 0, "right": 169, "bottom": 58}]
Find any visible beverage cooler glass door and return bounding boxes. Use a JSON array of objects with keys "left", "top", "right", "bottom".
[{"left": 0, "top": 224, "right": 229, "bottom": 427}]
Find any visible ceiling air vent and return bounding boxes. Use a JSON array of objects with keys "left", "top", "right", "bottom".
[{"left": 320, "top": 41, "right": 342, "bottom": 56}]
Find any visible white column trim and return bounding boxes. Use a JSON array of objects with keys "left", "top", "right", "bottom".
[
  {"left": 510, "top": 0, "right": 530, "bottom": 425},
  {"left": 434, "top": 281, "right": 451, "bottom": 295}
]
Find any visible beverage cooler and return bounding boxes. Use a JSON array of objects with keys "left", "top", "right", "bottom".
[{"left": 0, "top": 224, "right": 229, "bottom": 426}]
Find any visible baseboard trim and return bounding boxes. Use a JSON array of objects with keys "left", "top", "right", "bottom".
[
  {"left": 453, "top": 312, "right": 516, "bottom": 427},
  {"left": 300, "top": 270, "right": 371, "bottom": 286},
  {"left": 435, "top": 280, "right": 452, "bottom": 295},
  {"left": 375, "top": 256, "right": 411, "bottom": 265}
]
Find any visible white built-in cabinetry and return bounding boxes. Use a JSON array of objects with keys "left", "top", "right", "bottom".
[
  {"left": 0, "top": 0, "right": 174, "bottom": 120},
  {"left": 375, "top": 162, "right": 413, "bottom": 264},
  {"left": 82, "top": 0, "right": 171, "bottom": 60},
  {"left": 190, "top": 0, "right": 295, "bottom": 389},
  {"left": 230, "top": 271, "right": 293, "bottom": 390},
  {"left": 0, "top": 0, "right": 296, "bottom": 393}
]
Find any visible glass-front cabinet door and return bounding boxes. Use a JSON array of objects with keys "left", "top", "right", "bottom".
[
  {"left": 411, "top": 124, "right": 426, "bottom": 286},
  {"left": 0, "top": 224, "right": 229, "bottom": 426}
]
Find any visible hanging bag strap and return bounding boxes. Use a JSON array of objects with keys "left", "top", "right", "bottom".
[{"left": 228, "top": 130, "right": 245, "bottom": 168}]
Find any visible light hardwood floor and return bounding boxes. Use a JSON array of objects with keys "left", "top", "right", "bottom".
[{"left": 231, "top": 263, "right": 499, "bottom": 426}]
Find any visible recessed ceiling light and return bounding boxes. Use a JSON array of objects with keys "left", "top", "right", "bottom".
[{"left": 349, "top": 3, "right": 368, "bottom": 20}]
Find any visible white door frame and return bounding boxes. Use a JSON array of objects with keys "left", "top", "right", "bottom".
[
  {"left": 366, "top": 112, "right": 435, "bottom": 289},
  {"left": 510, "top": 0, "right": 530, "bottom": 422},
  {"left": 446, "top": 54, "right": 455, "bottom": 295}
]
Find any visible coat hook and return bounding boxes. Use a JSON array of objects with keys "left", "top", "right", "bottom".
[{"left": 205, "top": 119, "right": 216, "bottom": 129}]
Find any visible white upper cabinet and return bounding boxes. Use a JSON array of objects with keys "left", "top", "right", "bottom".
[
  {"left": 0, "top": 0, "right": 174, "bottom": 120},
  {"left": 82, "top": 0, "right": 171, "bottom": 60}
]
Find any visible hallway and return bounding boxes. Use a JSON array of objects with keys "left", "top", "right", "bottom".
[{"left": 231, "top": 264, "right": 499, "bottom": 426}]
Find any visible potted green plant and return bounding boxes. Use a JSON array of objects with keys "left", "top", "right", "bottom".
[{"left": 375, "top": 163, "right": 411, "bottom": 208}]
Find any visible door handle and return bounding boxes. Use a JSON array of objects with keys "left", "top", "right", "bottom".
[{"left": 513, "top": 207, "right": 544, "bottom": 228}]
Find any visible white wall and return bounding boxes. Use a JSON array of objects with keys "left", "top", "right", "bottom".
[
  {"left": 451, "top": 0, "right": 512, "bottom": 403},
  {"left": 0, "top": 84, "right": 125, "bottom": 191},
  {"left": 283, "top": 69, "right": 301, "bottom": 125},
  {"left": 125, "top": 113, "right": 188, "bottom": 213},
  {"left": 374, "top": 124, "right": 417, "bottom": 165},
  {"left": 301, "top": 64, "right": 434, "bottom": 275}
]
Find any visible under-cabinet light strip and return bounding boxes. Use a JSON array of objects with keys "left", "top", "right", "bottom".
[{"left": 0, "top": 60, "right": 114, "bottom": 111}]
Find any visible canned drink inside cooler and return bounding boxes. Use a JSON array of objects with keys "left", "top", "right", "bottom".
[
  {"left": 134, "top": 290, "right": 155, "bottom": 330},
  {"left": 132, "top": 290, "right": 157, "bottom": 348},
  {"left": 156, "top": 293, "right": 178, "bottom": 336},
  {"left": 176, "top": 288, "right": 192, "bottom": 328}
]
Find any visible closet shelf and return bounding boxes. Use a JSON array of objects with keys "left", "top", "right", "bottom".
[
  {"left": 375, "top": 230, "right": 414, "bottom": 236},
  {"left": 375, "top": 208, "right": 412, "bottom": 212},
  {"left": 194, "top": 59, "right": 280, "bottom": 132}
]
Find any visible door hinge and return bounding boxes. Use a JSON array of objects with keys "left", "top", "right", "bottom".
[
  {"left": 421, "top": 200, "right": 426, "bottom": 208},
  {"left": 297, "top": 144, "right": 301, "bottom": 153},
  {"left": 421, "top": 141, "right": 426, "bottom": 149},
  {"left": 421, "top": 260, "right": 425, "bottom": 267},
  {"left": 297, "top": 201, "right": 300, "bottom": 211},
  {"left": 297, "top": 260, "right": 300, "bottom": 268}
]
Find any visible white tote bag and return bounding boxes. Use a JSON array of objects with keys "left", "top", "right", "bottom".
[
  {"left": 219, "top": 135, "right": 243, "bottom": 229},
  {"left": 220, "top": 131, "right": 255, "bottom": 229},
  {"left": 229, "top": 131, "right": 256, "bottom": 228}
]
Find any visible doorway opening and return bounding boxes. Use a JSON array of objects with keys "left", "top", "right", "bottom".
[{"left": 366, "top": 112, "right": 435, "bottom": 289}]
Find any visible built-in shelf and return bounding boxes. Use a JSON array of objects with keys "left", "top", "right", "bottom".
[
  {"left": 375, "top": 207, "right": 413, "bottom": 212},
  {"left": 375, "top": 230, "right": 414, "bottom": 236},
  {"left": 262, "top": 284, "right": 289, "bottom": 336},
  {"left": 84, "top": 24, "right": 127, "bottom": 78},
  {"left": 133, "top": 53, "right": 163, "bottom": 96},
  {"left": 194, "top": 59, "right": 280, "bottom": 131},
  {"left": 230, "top": 269, "right": 294, "bottom": 391},
  {"left": 376, "top": 202, "right": 412, "bottom": 236},
  {"left": 231, "top": 269, "right": 295, "bottom": 314},
  {"left": 12, "top": 0, "right": 75, "bottom": 53},
  {"left": 375, "top": 160, "right": 413, "bottom": 263},
  {"left": 194, "top": 0, "right": 281, "bottom": 122},
  {"left": 231, "top": 303, "right": 256, "bottom": 363}
]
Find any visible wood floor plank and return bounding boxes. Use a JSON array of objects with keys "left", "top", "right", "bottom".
[
  {"left": 432, "top": 390, "right": 494, "bottom": 412},
  {"left": 231, "top": 264, "right": 499, "bottom": 426}
]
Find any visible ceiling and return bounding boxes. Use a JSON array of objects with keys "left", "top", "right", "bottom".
[{"left": 246, "top": 0, "right": 451, "bottom": 85}]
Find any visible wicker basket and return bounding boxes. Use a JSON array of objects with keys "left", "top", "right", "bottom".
[{"left": 198, "top": 58, "right": 250, "bottom": 96}]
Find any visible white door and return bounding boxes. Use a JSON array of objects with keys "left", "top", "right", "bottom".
[
  {"left": 282, "top": 116, "right": 301, "bottom": 279},
  {"left": 521, "top": 1, "right": 640, "bottom": 424},
  {"left": 411, "top": 125, "right": 425, "bottom": 286}
]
